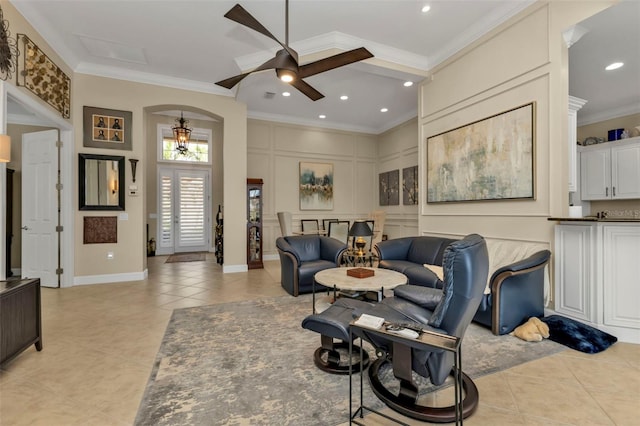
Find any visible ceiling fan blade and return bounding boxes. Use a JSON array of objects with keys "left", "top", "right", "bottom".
[
  {"left": 215, "top": 56, "right": 280, "bottom": 89},
  {"left": 290, "top": 79, "right": 324, "bottom": 101},
  {"left": 298, "top": 47, "right": 373, "bottom": 78},
  {"left": 224, "top": 4, "right": 298, "bottom": 63}
]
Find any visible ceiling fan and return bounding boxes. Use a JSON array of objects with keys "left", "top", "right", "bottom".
[{"left": 215, "top": 0, "right": 374, "bottom": 101}]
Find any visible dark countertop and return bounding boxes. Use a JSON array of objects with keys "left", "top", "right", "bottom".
[{"left": 548, "top": 217, "right": 640, "bottom": 222}]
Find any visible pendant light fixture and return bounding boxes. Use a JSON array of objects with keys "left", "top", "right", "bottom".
[{"left": 172, "top": 112, "right": 191, "bottom": 154}]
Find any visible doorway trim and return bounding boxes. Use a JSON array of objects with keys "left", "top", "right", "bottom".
[{"left": 0, "top": 81, "right": 74, "bottom": 287}]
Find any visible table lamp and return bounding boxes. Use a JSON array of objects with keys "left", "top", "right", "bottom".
[{"left": 349, "top": 220, "right": 373, "bottom": 256}]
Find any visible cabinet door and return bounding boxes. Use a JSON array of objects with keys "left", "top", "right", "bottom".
[
  {"left": 611, "top": 144, "right": 640, "bottom": 199},
  {"left": 603, "top": 226, "right": 640, "bottom": 329},
  {"left": 554, "top": 224, "right": 596, "bottom": 322},
  {"left": 580, "top": 148, "right": 611, "bottom": 200}
]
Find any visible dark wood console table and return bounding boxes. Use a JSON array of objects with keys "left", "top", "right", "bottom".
[{"left": 0, "top": 278, "right": 42, "bottom": 365}]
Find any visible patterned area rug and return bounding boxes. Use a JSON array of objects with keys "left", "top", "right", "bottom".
[
  {"left": 165, "top": 252, "right": 206, "bottom": 263},
  {"left": 135, "top": 296, "right": 564, "bottom": 426}
]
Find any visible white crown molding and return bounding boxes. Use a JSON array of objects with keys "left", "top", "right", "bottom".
[
  {"left": 248, "top": 108, "right": 417, "bottom": 135},
  {"left": 563, "top": 25, "right": 589, "bottom": 48},
  {"left": 577, "top": 101, "right": 640, "bottom": 126},
  {"left": 74, "top": 62, "right": 231, "bottom": 96},
  {"left": 9, "top": 0, "right": 80, "bottom": 69},
  {"left": 248, "top": 110, "right": 376, "bottom": 134}
]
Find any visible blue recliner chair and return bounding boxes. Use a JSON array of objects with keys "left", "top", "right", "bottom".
[
  {"left": 302, "top": 234, "right": 489, "bottom": 422},
  {"left": 276, "top": 235, "right": 346, "bottom": 296}
]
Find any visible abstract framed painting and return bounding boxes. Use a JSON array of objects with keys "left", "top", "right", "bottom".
[
  {"left": 299, "top": 162, "right": 333, "bottom": 210},
  {"left": 426, "top": 102, "right": 535, "bottom": 203}
]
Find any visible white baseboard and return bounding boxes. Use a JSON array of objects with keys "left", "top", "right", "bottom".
[
  {"left": 73, "top": 269, "right": 148, "bottom": 286},
  {"left": 263, "top": 254, "right": 279, "bottom": 261},
  {"left": 223, "top": 264, "right": 248, "bottom": 273}
]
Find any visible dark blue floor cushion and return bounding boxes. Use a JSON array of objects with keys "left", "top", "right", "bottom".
[{"left": 541, "top": 315, "right": 617, "bottom": 354}]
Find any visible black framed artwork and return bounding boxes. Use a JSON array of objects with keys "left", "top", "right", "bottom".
[{"left": 83, "top": 106, "right": 132, "bottom": 150}]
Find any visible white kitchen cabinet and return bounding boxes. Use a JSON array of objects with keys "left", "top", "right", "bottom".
[
  {"left": 554, "top": 222, "right": 640, "bottom": 343},
  {"left": 602, "top": 225, "right": 640, "bottom": 331},
  {"left": 554, "top": 224, "right": 596, "bottom": 323},
  {"left": 580, "top": 137, "right": 640, "bottom": 200}
]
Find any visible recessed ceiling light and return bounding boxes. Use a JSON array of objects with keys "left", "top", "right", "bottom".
[
  {"left": 340, "top": 95, "right": 349, "bottom": 101},
  {"left": 403, "top": 81, "right": 413, "bottom": 87},
  {"left": 319, "top": 114, "right": 326, "bottom": 119},
  {"left": 282, "top": 92, "right": 291, "bottom": 97},
  {"left": 605, "top": 62, "right": 624, "bottom": 71},
  {"left": 380, "top": 108, "right": 388, "bottom": 113},
  {"left": 421, "top": 5, "right": 431, "bottom": 13}
]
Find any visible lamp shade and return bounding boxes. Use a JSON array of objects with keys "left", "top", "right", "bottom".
[
  {"left": 349, "top": 220, "right": 373, "bottom": 237},
  {"left": 0, "top": 135, "right": 11, "bottom": 162}
]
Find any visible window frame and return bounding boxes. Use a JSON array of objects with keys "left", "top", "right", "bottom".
[{"left": 157, "top": 123, "right": 213, "bottom": 164}]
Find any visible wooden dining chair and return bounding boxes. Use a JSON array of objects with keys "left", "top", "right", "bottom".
[
  {"left": 328, "top": 221, "right": 350, "bottom": 244},
  {"left": 301, "top": 219, "right": 320, "bottom": 233},
  {"left": 322, "top": 219, "right": 339, "bottom": 231}
]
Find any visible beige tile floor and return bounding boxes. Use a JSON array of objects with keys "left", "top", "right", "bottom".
[{"left": 0, "top": 255, "right": 638, "bottom": 425}]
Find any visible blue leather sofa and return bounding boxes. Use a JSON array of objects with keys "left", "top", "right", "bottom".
[
  {"left": 375, "top": 236, "right": 551, "bottom": 335},
  {"left": 276, "top": 235, "right": 347, "bottom": 296}
]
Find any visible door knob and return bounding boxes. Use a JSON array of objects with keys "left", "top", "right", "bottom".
[{"left": 21, "top": 226, "right": 29, "bottom": 230}]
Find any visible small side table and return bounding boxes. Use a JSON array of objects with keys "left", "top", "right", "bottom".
[{"left": 348, "top": 319, "right": 463, "bottom": 425}]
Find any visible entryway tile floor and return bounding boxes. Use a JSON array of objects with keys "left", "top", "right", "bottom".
[{"left": 0, "top": 256, "right": 638, "bottom": 425}]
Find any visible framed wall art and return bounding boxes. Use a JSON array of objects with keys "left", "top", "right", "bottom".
[
  {"left": 426, "top": 102, "right": 535, "bottom": 203},
  {"left": 299, "top": 162, "right": 333, "bottom": 210},
  {"left": 402, "top": 165, "right": 418, "bottom": 205},
  {"left": 379, "top": 169, "right": 399, "bottom": 206},
  {"left": 83, "top": 106, "right": 132, "bottom": 150},
  {"left": 16, "top": 34, "right": 71, "bottom": 118},
  {"left": 83, "top": 216, "right": 117, "bottom": 244}
]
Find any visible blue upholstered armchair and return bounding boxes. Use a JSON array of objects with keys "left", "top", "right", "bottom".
[{"left": 276, "top": 235, "right": 347, "bottom": 296}]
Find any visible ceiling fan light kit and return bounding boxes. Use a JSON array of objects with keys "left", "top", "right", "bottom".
[{"left": 215, "top": 1, "right": 373, "bottom": 101}]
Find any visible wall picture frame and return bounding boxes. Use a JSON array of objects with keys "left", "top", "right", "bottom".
[
  {"left": 299, "top": 162, "right": 333, "bottom": 210},
  {"left": 426, "top": 102, "right": 535, "bottom": 203},
  {"left": 379, "top": 169, "right": 399, "bottom": 206},
  {"left": 402, "top": 165, "right": 418, "bottom": 205},
  {"left": 83, "top": 106, "right": 132, "bottom": 150}
]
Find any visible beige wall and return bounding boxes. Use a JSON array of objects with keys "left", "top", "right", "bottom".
[
  {"left": 247, "top": 118, "right": 379, "bottom": 257},
  {"left": 376, "top": 117, "right": 420, "bottom": 238},
  {"left": 418, "top": 1, "right": 614, "bottom": 307},
  {"left": 74, "top": 74, "right": 247, "bottom": 278},
  {"left": 577, "top": 113, "right": 640, "bottom": 143}
]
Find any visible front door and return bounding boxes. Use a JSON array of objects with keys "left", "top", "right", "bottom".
[
  {"left": 21, "top": 130, "right": 59, "bottom": 287},
  {"left": 158, "top": 167, "right": 210, "bottom": 254}
]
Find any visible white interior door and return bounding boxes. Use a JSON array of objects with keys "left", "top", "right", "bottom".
[
  {"left": 22, "top": 129, "right": 59, "bottom": 287},
  {"left": 158, "top": 167, "right": 210, "bottom": 254}
]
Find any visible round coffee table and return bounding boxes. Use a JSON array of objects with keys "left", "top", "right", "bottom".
[{"left": 313, "top": 267, "right": 408, "bottom": 313}]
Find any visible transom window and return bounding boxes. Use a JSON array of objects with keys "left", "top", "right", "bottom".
[{"left": 158, "top": 124, "right": 212, "bottom": 163}]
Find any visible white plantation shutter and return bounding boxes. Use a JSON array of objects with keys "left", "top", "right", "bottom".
[
  {"left": 177, "top": 173, "right": 206, "bottom": 247},
  {"left": 159, "top": 173, "right": 174, "bottom": 248},
  {"left": 157, "top": 167, "right": 210, "bottom": 254}
]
